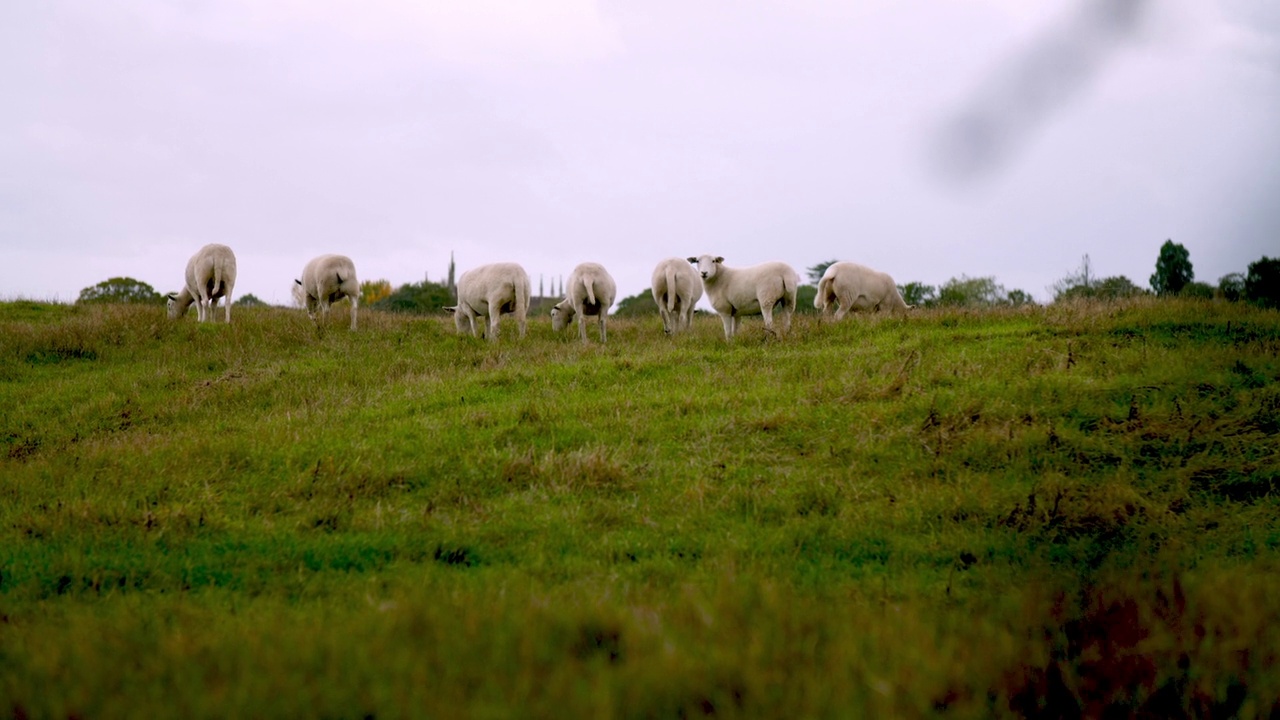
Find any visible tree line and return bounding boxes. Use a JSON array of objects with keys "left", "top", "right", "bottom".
[{"left": 74, "top": 241, "right": 1280, "bottom": 313}]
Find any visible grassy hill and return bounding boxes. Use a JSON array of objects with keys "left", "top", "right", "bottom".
[{"left": 2, "top": 298, "right": 1278, "bottom": 717}]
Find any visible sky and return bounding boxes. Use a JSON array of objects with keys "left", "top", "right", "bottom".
[{"left": 2, "top": 0, "right": 1278, "bottom": 306}]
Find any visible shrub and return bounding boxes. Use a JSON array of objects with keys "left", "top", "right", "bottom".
[
  {"left": 1216, "top": 273, "right": 1245, "bottom": 302},
  {"left": 1245, "top": 257, "right": 1280, "bottom": 309},
  {"left": 76, "top": 277, "right": 162, "bottom": 305},
  {"left": 372, "top": 280, "right": 453, "bottom": 314}
]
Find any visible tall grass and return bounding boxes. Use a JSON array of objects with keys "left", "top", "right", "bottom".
[{"left": 1, "top": 298, "right": 1278, "bottom": 717}]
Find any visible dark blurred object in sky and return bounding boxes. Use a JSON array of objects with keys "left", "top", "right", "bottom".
[{"left": 931, "top": 0, "right": 1151, "bottom": 183}]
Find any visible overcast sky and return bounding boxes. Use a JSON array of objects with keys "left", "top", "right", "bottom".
[{"left": 3, "top": 0, "right": 1278, "bottom": 306}]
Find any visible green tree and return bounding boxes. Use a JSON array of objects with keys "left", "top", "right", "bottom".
[
  {"left": 1181, "top": 281, "right": 1213, "bottom": 299},
  {"left": 1216, "top": 273, "right": 1245, "bottom": 302},
  {"left": 794, "top": 284, "right": 818, "bottom": 314},
  {"left": 1051, "top": 254, "right": 1094, "bottom": 301},
  {"left": 373, "top": 280, "right": 454, "bottom": 314},
  {"left": 235, "top": 294, "right": 267, "bottom": 307},
  {"left": 1055, "top": 275, "right": 1145, "bottom": 302},
  {"left": 1098, "top": 276, "right": 1144, "bottom": 299},
  {"left": 898, "top": 282, "right": 936, "bottom": 307},
  {"left": 1006, "top": 289, "right": 1035, "bottom": 307},
  {"left": 1245, "top": 257, "right": 1280, "bottom": 309},
  {"left": 76, "top": 277, "right": 162, "bottom": 305},
  {"left": 936, "top": 275, "right": 1006, "bottom": 307},
  {"left": 613, "top": 291, "right": 659, "bottom": 317},
  {"left": 1149, "top": 239, "right": 1193, "bottom": 296},
  {"left": 806, "top": 260, "right": 838, "bottom": 285}
]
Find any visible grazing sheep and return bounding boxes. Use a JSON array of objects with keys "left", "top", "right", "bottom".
[
  {"left": 687, "top": 255, "right": 799, "bottom": 341},
  {"left": 650, "top": 257, "right": 703, "bottom": 335},
  {"left": 167, "top": 243, "right": 237, "bottom": 323},
  {"left": 814, "top": 261, "right": 911, "bottom": 319},
  {"left": 551, "top": 262, "right": 617, "bottom": 343},
  {"left": 293, "top": 254, "right": 360, "bottom": 330},
  {"left": 445, "top": 262, "right": 531, "bottom": 341}
]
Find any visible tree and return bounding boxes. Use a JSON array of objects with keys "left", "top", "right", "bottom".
[
  {"left": 1055, "top": 275, "right": 1145, "bottom": 302},
  {"left": 806, "top": 260, "right": 838, "bottom": 285},
  {"left": 235, "top": 294, "right": 267, "bottom": 307},
  {"left": 936, "top": 275, "right": 1006, "bottom": 307},
  {"left": 1006, "top": 289, "right": 1035, "bottom": 307},
  {"left": 795, "top": 285, "right": 818, "bottom": 313},
  {"left": 1051, "top": 254, "right": 1093, "bottom": 301},
  {"left": 372, "top": 280, "right": 453, "bottom": 314},
  {"left": 898, "top": 282, "right": 937, "bottom": 307},
  {"left": 1245, "top": 256, "right": 1280, "bottom": 309},
  {"left": 1094, "top": 276, "right": 1144, "bottom": 300},
  {"left": 1181, "top": 281, "right": 1213, "bottom": 299},
  {"left": 1149, "top": 239, "right": 1193, "bottom": 296},
  {"left": 1216, "top": 273, "right": 1245, "bottom": 302},
  {"left": 613, "top": 291, "right": 659, "bottom": 317},
  {"left": 76, "top": 277, "right": 162, "bottom": 305},
  {"left": 360, "top": 279, "right": 392, "bottom": 306}
]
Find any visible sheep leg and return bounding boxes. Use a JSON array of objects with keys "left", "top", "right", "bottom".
[
  {"left": 599, "top": 313, "right": 607, "bottom": 343},
  {"left": 578, "top": 312, "right": 588, "bottom": 343},
  {"left": 720, "top": 313, "right": 735, "bottom": 340},
  {"left": 761, "top": 300, "right": 776, "bottom": 336},
  {"left": 349, "top": 297, "right": 358, "bottom": 330}
]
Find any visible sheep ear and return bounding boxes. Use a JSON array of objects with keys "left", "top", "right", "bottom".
[
  {"left": 714, "top": 256, "right": 724, "bottom": 263},
  {"left": 165, "top": 292, "right": 177, "bottom": 300},
  {"left": 686, "top": 257, "right": 697, "bottom": 264},
  {"left": 294, "top": 279, "right": 302, "bottom": 285},
  {"left": 443, "top": 306, "right": 457, "bottom": 314}
]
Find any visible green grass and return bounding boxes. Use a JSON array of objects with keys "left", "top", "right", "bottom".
[{"left": 1, "top": 298, "right": 1278, "bottom": 718}]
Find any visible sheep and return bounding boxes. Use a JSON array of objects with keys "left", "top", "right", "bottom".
[
  {"left": 444, "top": 262, "right": 531, "bottom": 341},
  {"left": 293, "top": 254, "right": 360, "bottom": 330},
  {"left": 167, "top": 243, "right": 237, "bottom": 323},
  {"left": 550, "top": 262, "right": 617, "bottom": 343},
  {"left": 650, "top": 257, "right": 703, "bottom": 335},
  {"left": 814, "top": 261, "right": 911, "bottom": 319},
  {"left": 687, "top": 255, "right": 799, "bottom": 340}
]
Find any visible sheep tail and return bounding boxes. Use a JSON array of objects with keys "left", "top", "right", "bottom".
[
  {"left": 584, "top": 278, "right": 597, "bottom": 306},
  {"left": 815, "top": 275, "right": 831, "bottom": 310},
  {"left": 782, "top": 272, "right": 797, "bottom": 311},
  {"left": 212, "top": 260, "right": 224, "bottom": 298},
  {"left": 514, "top": 272, "right": 530, "bottom": 318},
  {"left": 665, "top": 267, "right": 679, "bottom": 313}
]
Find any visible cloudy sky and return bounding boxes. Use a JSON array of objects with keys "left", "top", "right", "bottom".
[{"left": 3, "top": 0, "right": 1277, "bottom": 306}]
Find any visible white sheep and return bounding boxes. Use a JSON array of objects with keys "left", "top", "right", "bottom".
[
  {"left": 445, "top": 262, "right": 531, "bottom": 341},
  {"left": 551, "top": 262, "right": 617, "bottom": 343},
  {"left": 650, "top": 257, "right": 703, "bottom": 335},
  {"left": 293, "top": 254, "right": 360, "bottom": 330},
  {"left": 687, "top": 255, "right": 799, "bottom": 340},
  {"left": 814, "top": 261, "right": 911, "bottom": 319},
  {"left": 167, "top": 243, "right": 237, "bottom": 323}
]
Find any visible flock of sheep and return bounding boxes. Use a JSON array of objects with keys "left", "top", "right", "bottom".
[{"left": 165, "top": 243, "right": 911, "bottom": 342}]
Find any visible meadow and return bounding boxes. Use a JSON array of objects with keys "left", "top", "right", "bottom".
[{"left": 1, "top": 297, "right": 1278, "bottom": 718}]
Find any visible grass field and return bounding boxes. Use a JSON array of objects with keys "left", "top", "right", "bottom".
[{"left": 2, "top": 298, "right": 1278, "bottom": 718}]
